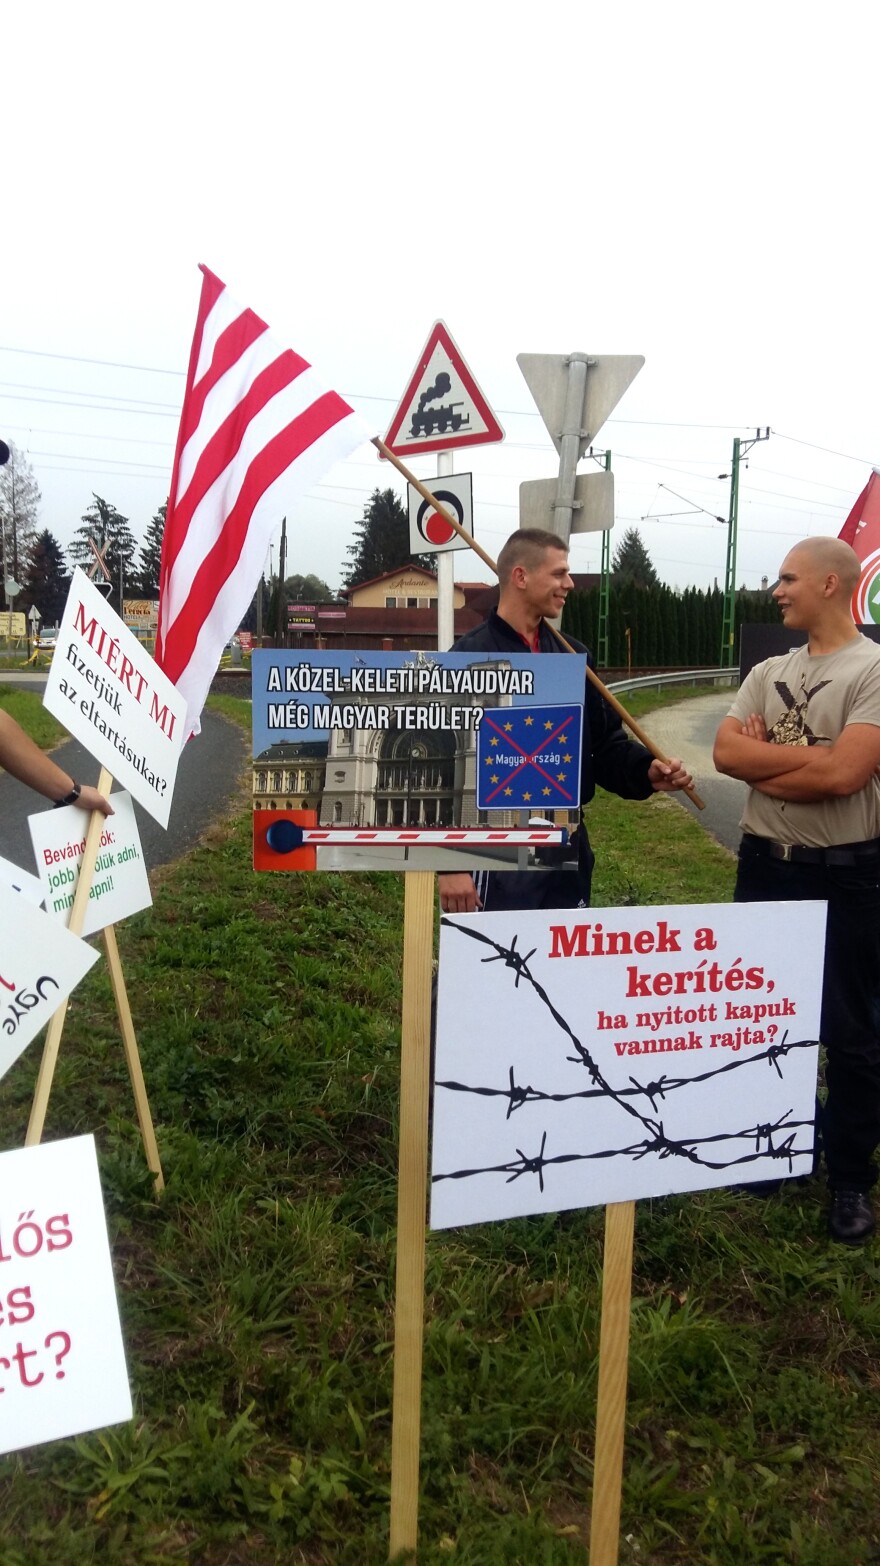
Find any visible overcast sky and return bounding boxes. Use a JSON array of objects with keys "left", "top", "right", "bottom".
[{"left": 4, "top": 1, "right": 878, "bottom": 599}]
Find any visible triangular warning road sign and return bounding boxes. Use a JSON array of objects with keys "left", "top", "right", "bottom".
[{"left": 383, "top": 321, "right": 504, "bottom": 458}]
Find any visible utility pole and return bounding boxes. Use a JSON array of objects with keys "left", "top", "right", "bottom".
[
  {"left": 276, "top": 517, "right": 287, "bottom": 645},
  {"left": 720, "top": 427, "right": 770, "bottom": 668}
]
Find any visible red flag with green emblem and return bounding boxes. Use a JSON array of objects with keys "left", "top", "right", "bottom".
[{"left": 838, "top": 471, "right": 880, "bottom": 625}]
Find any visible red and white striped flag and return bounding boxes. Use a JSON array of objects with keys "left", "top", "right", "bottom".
[{"left": 157, "top": 265, "right": 374, "bottom": 737}]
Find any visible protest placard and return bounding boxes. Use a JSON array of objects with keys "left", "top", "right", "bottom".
[
  {"left": 28, "top": 792, "right": 151, "bottom": 937},
  {"left": 431, "top": 900, "right": 825, "bottom": 1227},
  {"left": 0, "top": 1136, "right": 132, "bottom": 1455},
  {"left": 0, "top": 890, "right": 99, "bottom": 1082},
  {"left": 252, "top": 650, "right": 586, "bottom": 874},
  {"left": 44, "top": 572, "right": 185, "bottom": 828},
  {"left": 0, "top": 853, "right": 45, "bottom": 907}
]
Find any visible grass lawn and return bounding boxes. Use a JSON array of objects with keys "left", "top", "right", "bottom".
[
  {"left": 0, "top": 695, "right": 878, "bottom": 1564},
  {"left": 0, "top": 684, "right": 68, "bottom": 751}
]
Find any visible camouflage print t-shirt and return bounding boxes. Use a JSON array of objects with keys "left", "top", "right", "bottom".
[{"left": 728, "top": 634, "right": 880, "bottom": 846}]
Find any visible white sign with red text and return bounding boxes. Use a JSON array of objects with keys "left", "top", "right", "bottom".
[
  {"left": 28, "top": 792, "right": 152, "bottom": 937},
  {"left": 44, "top": 571, "right": 185, "bottom": 828},
  {"left": 431, "top": 901, "right": 825, "bottom": 1228},
  {"left": 0, "top": 890, "right": 99, "bottom": 1082},
  {"left": 0, "top": 1136, "right": 132, "bottom": 1455}
]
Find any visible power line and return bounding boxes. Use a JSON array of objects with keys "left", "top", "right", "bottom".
[
  {"left": 1, "top": 393, "right": 179, "bottom": 418},
  {"left": 0, "top": 345, "right": 184, "bottom": 376},
  {"left": 746, "top": 464, "right": 857, "bottom": 495},
  {"left": 656, "top": 484, "right": 726, "bottom": 523},
  {"left": 0, "top": 379, "right": 179, "bottom": 410},
  {"left": 28, "top": 449, "right": 169, "bottom": 472},
  {"left": 2, "top": 343, "right": 874, "bottom": 504},
  {"left": 607, "top": 417, "right": 755, "bottom": 431},
  {"left": 30, "top": 461, "right": 166, "bottom": 481},
  {"left": 773, "top": 432, "right": 879, "bottom": 467},
  {"left": 739, "top": 482, "right": 844, "bottom": 510},
  {"left": 613, "top": 451, "right": 733, "bottom": 484},
  {"left": 2, "top": 421, "right": 173, "bottom": 450},
  {"left": 0, "top": 346, "right": 767, "bottom": 431}
]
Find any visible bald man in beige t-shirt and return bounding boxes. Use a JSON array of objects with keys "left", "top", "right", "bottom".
[{"left": 715, "top": 537, "right": 880, "bottom": 1245}]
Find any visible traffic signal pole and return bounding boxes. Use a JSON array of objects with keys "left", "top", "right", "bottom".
[{"left": 720, "top": 428, "right": 769, "bottom": 668}]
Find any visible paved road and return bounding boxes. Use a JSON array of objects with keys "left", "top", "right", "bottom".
[
  {"left": 0, "top": 676, "right": 249, "bottom": 876},
  {"left": 639, "top": 690, "right": 746, "bottom": 853}
]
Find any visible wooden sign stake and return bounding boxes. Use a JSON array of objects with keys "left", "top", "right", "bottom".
[
  {"left": 589, "top": 1200, "right": 636, "bottom": 1565},
  {"left": 389, "top": 870, "right": 434, "bottom": 1560},
  {"left": 102, "top": 922, "right": 165, "bottom": 1193},
  {"left": 25, "top": 768, "right": 165, "bottom": 1192}
]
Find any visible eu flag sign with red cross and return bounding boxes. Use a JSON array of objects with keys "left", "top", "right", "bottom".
[{"left": 476, "top": 705, "right": 583, "bottom": 810}]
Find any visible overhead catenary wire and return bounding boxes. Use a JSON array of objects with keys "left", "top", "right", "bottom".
[
  {"left": 2, "top": 422, "right": 174, "bottom": 450},
  {"left": 655, "top": 484, "right": 726, "bottom": 523},
  {"left": 772, "top": 431, "right": 879, "bottom": 467},
  {"left": 3, "top": 349, "right": 876, "bottom": 490},
  {"left": 3, "top": 343, "right": 871, "bottom": 596}
]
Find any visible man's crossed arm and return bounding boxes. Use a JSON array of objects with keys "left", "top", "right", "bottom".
[{"left": 714, "top": 715, "right": 880, "bottom": 803}]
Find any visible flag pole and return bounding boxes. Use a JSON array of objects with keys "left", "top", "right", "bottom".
[{"left": 372, "top": 437, "right": 705, "bottom": 811}]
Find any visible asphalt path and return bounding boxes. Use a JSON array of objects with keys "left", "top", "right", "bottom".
[
  {"left": 0, "top": 676, "right": 249, "bottom": 878},
  {"left": 638, "top": 689, "right": 746, "bottom": 853}
]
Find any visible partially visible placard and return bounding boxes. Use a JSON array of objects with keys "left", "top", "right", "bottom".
[
  {"left": 0, "top": 853, "right": 45, "bottom": 907},
  {"left": 43, "top": 572, "right": 185, "bottom": 828},
  {"left": 0, "top": 1136, "right": 132, "bottom": 1455},
  {"left": 0, "top": 890, "right": 99, "bottom": 1082},
  {"left": 28, "top": 792, "right": 151, "bottom": 937}
]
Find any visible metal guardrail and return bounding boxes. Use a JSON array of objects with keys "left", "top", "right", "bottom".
[{"left": 606, "top": 667, "right": 738, "bottom": 696}]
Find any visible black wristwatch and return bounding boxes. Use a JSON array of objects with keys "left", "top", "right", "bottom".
[{"left": 54, "top": 781, "right": 82, "bottom": 808}]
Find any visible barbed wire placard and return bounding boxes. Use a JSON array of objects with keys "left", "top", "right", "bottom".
[{"left": 430, "top": 900, "right": 825, "bottom": 1228}]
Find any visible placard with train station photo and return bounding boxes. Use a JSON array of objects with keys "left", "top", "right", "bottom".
[{"left": 252, "top": 650, "right": 586, "bottom": 874}]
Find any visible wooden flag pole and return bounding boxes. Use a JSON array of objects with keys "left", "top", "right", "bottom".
[
  {"left": 388, "top": 870, "right": 434, "bottom": 1560},
  {"left": 374, "top": 436, "right": 511, "bottom": 577},
  {"left": 589, "top": 1200, "right": 636, "bottom": 1566},
  {"left": 25, "top": 768, "right": 165, "bottom": 1192},
  {"left": 372, "top": 438, "right": 705, "bottom": 811}
]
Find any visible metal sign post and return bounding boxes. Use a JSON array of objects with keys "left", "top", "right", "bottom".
[
  {"left": 516, "top": 352, "right": 644, "bottom": 627},
  {"left": 436, "top": 453, "right": 455, "bottom": 651}
]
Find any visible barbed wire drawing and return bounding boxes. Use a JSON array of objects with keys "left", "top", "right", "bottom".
[{"left": 430, "top": 909, "right": 824, "bottom": 1227}]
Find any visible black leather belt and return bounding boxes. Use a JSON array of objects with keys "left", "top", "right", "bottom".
[{"left": 742, "top": 832, "right": 880, "bottom": 867}]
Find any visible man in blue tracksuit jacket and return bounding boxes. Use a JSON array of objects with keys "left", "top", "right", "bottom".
[{"left": 438, "top": 528, "right": 693, "bottom": 915}]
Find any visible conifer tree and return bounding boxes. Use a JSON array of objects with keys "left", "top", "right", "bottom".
[
  {"left": 135, "top": 501, "right": 166, "bottom": 597},
  {"left": 21, "top": 529, "right": 71, "bottom": 626},
  {"left": 342, "top": 488, "right": 433, "bottom": 589},
  {"left": 611, "top": 526, "right": 659, "bottom": 589},
  {"left": 68, "top": 495, "right": 139, "bottom": 614}
]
